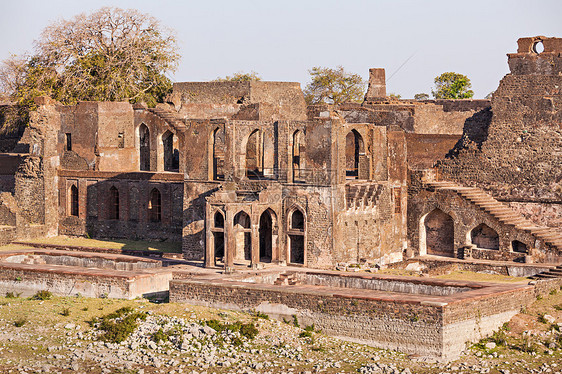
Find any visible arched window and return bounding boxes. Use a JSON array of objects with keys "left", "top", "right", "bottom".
[
  {"left": 246, "top": 130, "right": 261, "bottom": 179},
  {"left": 109, "top": 186, "right": 119, "bottom": 220},
  {"left": 470, "top": 223, "right": 499, "bottom": 250},
  {"left": 69, "top": 184, "right": 79, "bottom": 217},
  {"left": 212, "top": 127, "right": 225, "bottom": 180},
  {"left": 148, "top": 188, "right": 162, "bottom": 222},
  {"left": 162, "top": 131, "right": 178, "bottom": 172},
  {"left": 214, "top": 211, "right": 224, "bottom": 228},
  {"left": 345, "top": 130, "right": 365, "bottom": 179},
  {"left": 292, "top": 130, "right": 303, "bottom": 182},
  {"left": 512, "top": 240, "right": 528, "bottom": 254},
  {"left": 139, "top": 124, "right": 150, "bottom": 171}
]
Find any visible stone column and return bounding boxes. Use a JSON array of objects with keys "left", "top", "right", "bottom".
[
  {"left": 204, "top": 203, "right": 214, "bottom": 268},
  {"left": 251, "top": 219, "right": 260, "bottom": 269},
  {"left": 224, "top": 208, "right": 235, "bottom": 272}
]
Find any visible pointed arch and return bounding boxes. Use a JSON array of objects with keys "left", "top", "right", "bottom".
[
  {"left": 234, "top": 211, "right": 252, "bottom": 261},
  {"left": 212, "top": 210, "right": 225, "bottom": 262},
  {"left": 423, "top": 208, "right": 454, "bottom": 257},
  {"left": 470, "top": 223, "right": 499, "bottom": 250},
  {"left": 148, "top": 188, "right": 162, "bottom": 222},
  {"left": 345, "top": 129, "right": 365, "bottom": 179},
  {"left": 108, "top": 186, "right": 119, "bottom": 220},
  {"left": 69, "top": 184, "right": 79, "bottom": 217},
  {"left": 259, "top": 209, "right": 278, "bottom": 263},
  {"left": 162, "top": 130, "right": 178, "bottom": 172},
  {"left": 292, "top": 130, "right": 304, "bottom": 182},
  {"left": 246, "top": 129, "right": 261, "bottom": 179},
  {"left": 139, "top": 124, "right": 150, "bottom": 171},
  {"left": 288, "top": 207, "right": 305, "bottom": 265},
  {"left": 211, "top": 127, "right": 226, "bottom": 180}
]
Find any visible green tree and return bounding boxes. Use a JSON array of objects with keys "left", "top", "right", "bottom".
[
  {"left": 431, "top": 72, "right": 474, "bottom": 99},
  {"left": 303, "top": 66, "right": 365, "bottom": 105},
  {"left": 0, "top": 7, "right": 179, "bottom": 111},
  {"left": 414, "top": 93, "right": 429, "bottom": 100},
  {"left": 213, "top": 71, "right": 262, "bottom": 82}
]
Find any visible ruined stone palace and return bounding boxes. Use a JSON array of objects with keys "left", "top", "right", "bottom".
[{"left": 1, "top": 36, "right": 561, "bottom": 268}]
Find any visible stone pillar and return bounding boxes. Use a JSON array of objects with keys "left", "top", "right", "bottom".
[
  {"left": 204, "top": 203, "right": 214, "bottom": 268},
  {"left": 224, "top": 208, "right": 235, "bottom": 272},
  {"left": 251, "top": 221, "right": 260, "bottom": 269},
  {"left": 364, "top": 68, "right": 386, "bottom": 101}
]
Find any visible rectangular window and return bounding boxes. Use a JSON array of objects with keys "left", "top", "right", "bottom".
[
  {"left": 65, "top": 133, "right": 72, "bottom": 151},
  {"left": 118, "top": 132, "right": 124, "bottom": 148}
]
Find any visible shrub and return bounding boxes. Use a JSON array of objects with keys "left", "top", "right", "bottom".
[
  {"left": 14, "top": 318, "right": 27, "bottom": 327},
  {"left": 151, "top": 328, "right": 169, "bottom": 343},
  {"left": 90, "top": 307, "right": 147, "bottom": 343},
  {"left": 553, "top": 304, "right": 562, "bottom": 311},
  {"left": 32, "top": 290, "right": 53, "bottom": 300},
  {"left": 490, "top": 329, "right": 507, "bottom": 346},
  {"left": 292, "top": 315, "right": 300, "bottom": 328},
  {"left": 550, "top": 289, "right": 557, "bottom": 295},
  {"left": 61, "top": 308, "right": 71, "bottom": 316},
  {"left": 5, "top": 292, "right": 20, "bottom": 298},
  {"left": 204, "top": 319, "right": 259, "bottom": 340},
  {"left": 251, "top": 310, "right": 269, "bottom": 320}
]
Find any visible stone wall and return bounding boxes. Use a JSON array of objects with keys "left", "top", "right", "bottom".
[
  {"left": 438, "top": 37, "right": 562, "bottom": 230},
  {"left": 0, "top": 262, "right": 172, "bottom": 299},
  {"left": 170, "top": 277, "right": 533, "bottom": 360},
  {"left": 58, "top": 170, "right": 184, "bottom": 241}
]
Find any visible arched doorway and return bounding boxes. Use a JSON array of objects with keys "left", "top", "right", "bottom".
[
  {"left": 471, "top": 223, "right": 499, "bottom": 250},
  {"left": 512, "top": 240, "right": 528, "bottom": 253},
  {"left": 139, "top": 124, "right": 150, "bottom": 171},
  {"left": 162, "top": 131, "right": 178, "bottom": 172},
  {"left": 288, "top": 209, "right": 305, "bottom": 264},
  {"left": 424, "top": 209, "right": 454, "bottom": 257},
  {"left": 345, "top": 130, "right": 364, "bottom": 179},
  {"left": 234, "top": 211, "right": 252, "bottom": 261},
  {"left": 213, "top": 211, "right": 225, "bottom": 264},
  {"left": 212, "top": 127, "right": 225, "bottom": 180},
  {"left": 69, "top": 184, "right": 79, "bottom": 217},
  {"left": 259, "top": 210, "right": 274, "bottom": 263},
  {"left": 246, "top": 130, "right": 261, "bottom": 179}
]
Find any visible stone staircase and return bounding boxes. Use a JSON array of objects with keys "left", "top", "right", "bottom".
[
  {"left": 148, "top": 107, "right": 188, "bottom": 131},
  {"left": 426, "top": 181, "right": 562, "bottom": 252},
  {"left": 273, "top": 272, "right": 300, "bottom": 286},
  {"left": 530, "top": 265, "right": 562, "bottom": 279},
  {"left": 345, "top": 183, "right": 384, "bottom": 210}
]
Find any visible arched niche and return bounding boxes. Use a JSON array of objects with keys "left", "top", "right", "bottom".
[
  {"left": 234, "top": 211, "right": 251, "bottom": 261},
  {"left": 345, "top": 130, "right": 365, "bottom": 179},
  {"left": 470, "top": 223, "right": 499, "bottom": 250},
  {"left": 423, "top": 208, "right": 454, "bottom": 257},
  {"left": 288, "top": 209, "right": 305, "bottom": 264},
  {"left": 139, "top": 124, "right": 150, "bottom": 171}
]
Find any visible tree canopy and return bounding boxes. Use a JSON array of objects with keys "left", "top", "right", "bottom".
[
  {"left": 0, "top": 7, "right": 179, "bottom": 110},
  {"left": 431, "top": 72, "right": 474, "bottom": 99},
  {"left": 414, "top": 93, "right": 429, "bottom": 100},
  {"left": 213, "top": 71, "right": 262, "bottom": 82},
  {"left": 303, "top": 66, "right": 365, "bottom": 105}
]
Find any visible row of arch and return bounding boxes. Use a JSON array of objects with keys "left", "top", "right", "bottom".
[
  {"left": 209, "top": 127, "right": 307, "bottom": 182},
  {"left": 69, "top": 184, "right": 163, "bottom": 223},
  {"left": 139, "top": 124, "right": 179, "bottom": 172},
  {"left": 422, "top": 208, "right": 529, "bottom": 256},
  {"left": 209, "top": 207, "right": 305, "bottom": 267}
]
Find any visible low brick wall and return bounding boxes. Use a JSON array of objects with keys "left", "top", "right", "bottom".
[
  {"left": 169, "top": 277, "right": 532, "bottom": 360},
  {"left": 0, "top": 263, "right": 172, "bottom": 299}
]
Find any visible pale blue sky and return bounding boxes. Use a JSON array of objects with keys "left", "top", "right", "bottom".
[{"left": 1, "top": 0, "right": 561, "bottom": 98}]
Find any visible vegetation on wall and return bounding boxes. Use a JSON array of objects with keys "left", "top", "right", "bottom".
[
  {"left": 303, "top": 66, "right": 366, "bottom": 105},
  {"left": 213, "top": 71, "right": 262, "bottom": 82},
  {"left": 431, "top": 72, "right": 474, "bottom": 99}
]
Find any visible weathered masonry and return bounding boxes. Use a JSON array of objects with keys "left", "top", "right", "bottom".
[{"left": 0, "top": 36, "right": 561, "bottom": 268}]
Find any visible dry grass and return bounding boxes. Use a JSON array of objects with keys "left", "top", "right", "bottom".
[
  {"left": 434, "top": 270, "right": 528, "bottom": 283},
  {"left": 22, "top": 236, "right": 181, "bottom": 253},
  {"left": 0, "top": 243, "right": 30, "bottom": 252}
]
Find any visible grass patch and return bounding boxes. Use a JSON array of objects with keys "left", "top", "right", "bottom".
[
  {"left": 5, "top": 291, "right": 21, "bottom": 298},
  {"left": 205, "top": 319, "right": 259, "bottom": 340},
  {"left": 435, "top": 270, "right": 527, "bottom": 283},
  {"left": 89, "top": 307, "right": 147, "bottom": 343},
  {"left": 24, "top": 236, "right": 181, "bottom": 253},
  {"left": 61, "top": 308, "right": 71, "bottom": 316}
]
